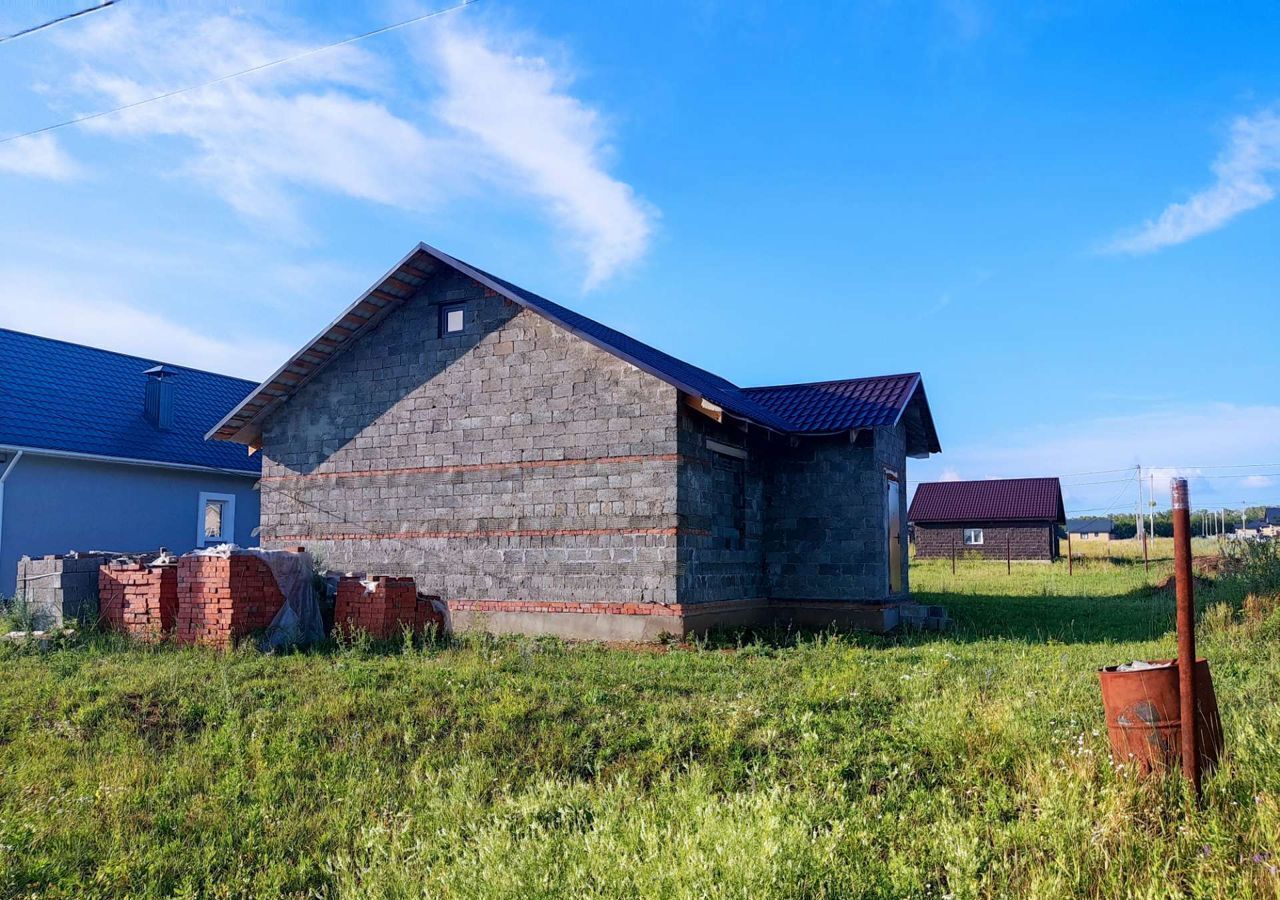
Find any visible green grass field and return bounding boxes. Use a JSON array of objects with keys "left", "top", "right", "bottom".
[{"left": 2, "top": 552, "right": 1279, "bottom": 898}]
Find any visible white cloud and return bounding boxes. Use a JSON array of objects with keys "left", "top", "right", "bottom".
[
  {"left": 28, "top": 6, "right": 653, "bottom": 285},
  {"left": 1107, "top": 108, "right": 1280, "bottom": 253},
  {"left": 0, "top": 134, "right": 82, "bottom": 180},
  {"left": 55, "top": 9, "right": 451, "bottom": 231},
  {"left": 0, "top": 272, "right": 288, "bottom": 380},
  {"left": 1242, "top": 475, "right": 1274, "bottom": 489},
  {"left": 911, "top": 403, "right": 1280, "bottom": 511},
  {"left": 429, "top": 25, "right": 655, "bottom": 288}
]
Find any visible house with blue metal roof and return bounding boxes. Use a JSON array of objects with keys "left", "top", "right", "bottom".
[
  {"left": 1, "top": 328, "right": 260, "bottom": 596},
  {"left": 211, "top": 242, "right": 941, "bottom": 639}
]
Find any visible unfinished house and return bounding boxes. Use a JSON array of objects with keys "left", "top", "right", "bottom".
[
  {"left": 909, "top": 477, "right": 1065, "bottom": 562},
  {"left": 209, "top": 243, "right": 941, "bottom": 639}
]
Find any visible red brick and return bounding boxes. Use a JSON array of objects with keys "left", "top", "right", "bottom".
[
  {"left": 175, "top": 553, "right": 287, "bottom": 649},
  {"left": 98, "top": 562, "right": 178, "bottom": 642},
  {"left": 334, "top": 576, "right": 441, "bottom": 640}
]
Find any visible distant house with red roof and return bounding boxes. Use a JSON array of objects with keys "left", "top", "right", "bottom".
[
  {"left": 208, "top": 242, "right": 942, "bottom": 639},
  {"left": 908, "top": 477, "right": 1065, "bottom": 562}
]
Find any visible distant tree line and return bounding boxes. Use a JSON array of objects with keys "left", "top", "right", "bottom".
[{"left": 1103, "top": 507, "right": 1273, "bottom": 539}]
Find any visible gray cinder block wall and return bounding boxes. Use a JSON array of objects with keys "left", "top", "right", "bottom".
[
  {"left": 255, "top": 269, "right": 911, "bottom": 638},
  {"left": 258, "top": 271, "right": 682, "bottom": 616}
]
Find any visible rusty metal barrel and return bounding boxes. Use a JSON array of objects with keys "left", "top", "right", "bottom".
[{"left": 1098, "top": 658, "right": 1223, "bottom": 775}]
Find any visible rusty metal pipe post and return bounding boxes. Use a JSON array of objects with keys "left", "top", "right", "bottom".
[
  {"left": 951, "top": 536, "right": 956, "bottom": 575},
  {"left": 1068, "top": 531, "right": 1073, "bottom": 576},
  {"left": 1007, "top": 532, "right": 1011, "bottom": 575},
  {"left": 1171, "top": 477, "right": 1201, "bottom": 800}
]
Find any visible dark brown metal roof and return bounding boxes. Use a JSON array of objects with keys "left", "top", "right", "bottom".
[
  {"left": 208, "top": 241, "right": 943, "bottom": 456},
  {"left": 908, "top": 477, "right": 1065, "bottom": 524}
]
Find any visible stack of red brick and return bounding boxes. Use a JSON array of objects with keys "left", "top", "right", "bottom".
[
  {"left": 98, "top": 561, "right": 178, "bottom": 641},
  {"left": 176, "top": 553, "right": 286, "bottom": 648},
  {"left": 335, "top": 576, "right": 443, "bottom": 640}
]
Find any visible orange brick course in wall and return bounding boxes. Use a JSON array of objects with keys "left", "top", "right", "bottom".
[
  {"left": 98, "top": 562, "right": 178, "bottom": 641},
  {"left": 335, "top": 576, "right": 443, "bottom": 640},
  {"left": 176, "top": 554, "right": 286, "bottom": 648}
]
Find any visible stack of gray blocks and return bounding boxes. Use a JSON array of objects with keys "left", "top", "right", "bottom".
[
  {"left": 15, "top": 554, "right": 111, "bottom": 629},
  {"left": 897, "top": 603, "right": 951, "bottom": 632}
]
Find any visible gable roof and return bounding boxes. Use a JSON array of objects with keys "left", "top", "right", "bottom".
[
  {"left": 1265, "top": 507, "right": 1280, "bottom": 525},
  {"left": 208, "top": 242, "right": 942, "bottom": 455},
  {"left": 1, "top": 328, "right": 259, "bottom": 475},
  {"left": 1067, "top": 516, "right": 1113, "bottom": 534},
  {"left": 908, "top": 477, "right": 1065, "bottom": 524}
]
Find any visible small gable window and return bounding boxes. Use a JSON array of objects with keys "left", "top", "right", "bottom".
[
  {"left": 440, "top": 302, "right": 465, "bottom": 336},
  {"left": 198, "top": 492, "right": 236, "bottom": 547},
  {"left": 963, "top": 528, "right": 984, "bottom": 546}
]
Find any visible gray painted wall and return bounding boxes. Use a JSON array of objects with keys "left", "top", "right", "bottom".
[{"left": 2, "top": 452, "right": 259, "bottom": 596}]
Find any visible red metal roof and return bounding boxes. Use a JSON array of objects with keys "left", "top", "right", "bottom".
[
  {"left": 908, "top": 477, "right": 1065, "bottom": 524},
  {"left": 743, "top": 373, "right": 918, "bottom": 431}
]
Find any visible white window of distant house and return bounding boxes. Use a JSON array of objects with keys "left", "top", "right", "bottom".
[
  {"left": 197, "top": 492, "right": 236, "bottom": 547},
  {"left": 963, "top": 528, "right": 984, "bottom": 546},
  {"left": 440, "top": 302, "right": 465, "bottom": 336}
]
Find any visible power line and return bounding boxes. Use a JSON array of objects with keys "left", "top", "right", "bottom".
[
  {"left": 1154, "top": 462, "right": 1280, "bottom": 472},
  {"left": 0, "top": 1, "right": 115, "bottom": 45},
  {"left": 1097, "top": 468, "right": 1138, "bottom": 518},
  {"left": 0, "top": 0, "right": 478, "bottom": 146},
  {"left": 1060, "top": 476, "right": 1138, "bottom": 487}
]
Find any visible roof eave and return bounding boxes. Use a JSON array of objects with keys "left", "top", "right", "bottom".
[
  {"left": 206, "top": 243, "right": 438, "bottom": 444},
  {"left": 210, "top": 241, "right": 799, "bottom": 443}
]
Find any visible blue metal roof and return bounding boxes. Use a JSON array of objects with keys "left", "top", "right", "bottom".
[
  {"left": 1, "top": 328, "right": 260, "bottom": 474},
  {"left": 1067, "top": 517, "right": 1113, "bottom": 534}
]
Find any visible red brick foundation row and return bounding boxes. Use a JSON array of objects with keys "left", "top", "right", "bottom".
[
  {"left": 260, "top": 452, "right": 682, "bottom": 484},
  {"left": 444, "top": 597, "right": 762, "bottom": 617},
  {"left": 273, "top": 526, "right": 695, "bottom": 542}
]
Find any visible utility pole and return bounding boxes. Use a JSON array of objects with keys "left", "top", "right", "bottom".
[
  {"left": 1136, "top": 465, "right": 1145, "bottom": 544},
  {"left": 1137, "top": 465, "right": 1148, "bottom": 569},
  {"left": 1150, "top": 472, "right": 1156, "bottom": 538}
]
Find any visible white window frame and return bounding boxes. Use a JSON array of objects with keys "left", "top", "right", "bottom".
[
  {"left": 197, "top": 492, "right": 236, "bottom": 547},
  {"left": 963, "top": 527, "right": 984, "bottom": 546}
]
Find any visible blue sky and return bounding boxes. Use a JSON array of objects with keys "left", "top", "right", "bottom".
[{"left": 1, "top": 0, "right": 1278, "bottom": 516}]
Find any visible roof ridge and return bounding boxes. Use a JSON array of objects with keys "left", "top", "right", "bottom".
[
  {"left": 0, "top": 327, "right": 258, "bottom": 387},
  {"left": 743, "top": 372, "right": 920, "bottom": 392},
  {"left": 919, "top": 476, "right": 1059, "bottom": 484}
]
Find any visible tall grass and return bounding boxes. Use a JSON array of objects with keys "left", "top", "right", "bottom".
[{"left": 0, "top": 557, "right": 1278, "bottom": 897}]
